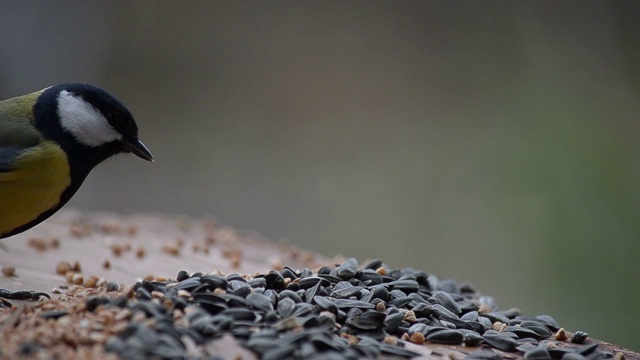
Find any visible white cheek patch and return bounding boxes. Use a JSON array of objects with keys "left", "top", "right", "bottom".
[{"left": 57, "top": 90, "right": 122, "bottom": 147}]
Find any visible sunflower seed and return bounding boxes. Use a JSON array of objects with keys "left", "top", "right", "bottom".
[
  {"left": 200, "top": 274, "right": 228, "bottom": 290},
  {"left": 426, "top": 328, "right": 464, "bottom": 344},
  {"left": 464, "top": 351, "right": 503, "bottom": 360},
  {"left": 483, "top": 332, "right": 517, "bottom": 352},
  {"left": 246, "top": 293, "right": 274, "bottom": 313},
  {"left": 570, "top": 331, "right": 589, "bottom": 344},
  {"left": 525, "top": 348, "right": 551, "bottom": 360},
  {"left": 336, "top": 258, "right": 358, "bottom": 280}
]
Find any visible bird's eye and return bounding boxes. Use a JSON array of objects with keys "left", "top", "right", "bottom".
[{"left": 106, "top": 113, "right": 117, "bottom": 126}]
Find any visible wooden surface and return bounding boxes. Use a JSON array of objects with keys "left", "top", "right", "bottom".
[
  {"left": 0, "top": 210, "right": 320, "bottom": 293},
  {"left": 0, "top": 210, "right": 637, "bottom": 360}
]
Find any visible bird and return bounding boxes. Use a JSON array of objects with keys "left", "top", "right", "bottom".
[{"left": 0, "top": 83, "right": 153, "bottom": 300}]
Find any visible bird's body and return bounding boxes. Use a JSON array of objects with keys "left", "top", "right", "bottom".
[
  {"left": 0, "top": 83, "right": 153, "bottom": 239},
  {"left": 0, "top": 141, "right": 70, "bottom": 237}
]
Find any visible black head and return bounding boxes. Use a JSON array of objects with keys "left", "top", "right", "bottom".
[{"left": 34, "top": 83, "right": 154, "bottom": 168}]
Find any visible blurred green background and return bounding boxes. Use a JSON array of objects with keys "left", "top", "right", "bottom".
[{"left": 1, "top": 1, "right": 638, "bottom": 351}]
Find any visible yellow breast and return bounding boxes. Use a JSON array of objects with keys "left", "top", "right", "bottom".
[{"left": 0, "top": 141, "right": 71, "bottom": 236}]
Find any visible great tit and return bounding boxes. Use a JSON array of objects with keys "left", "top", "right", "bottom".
[{"left": 0, "top": 83, "right": 153, "bottom": 240}]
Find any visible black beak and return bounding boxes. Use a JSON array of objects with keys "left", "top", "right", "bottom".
[{"left": 123, "top": 138, "right": 154, "bottom": 162}]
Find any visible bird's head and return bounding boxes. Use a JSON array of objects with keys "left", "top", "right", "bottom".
[{"left": 34, "top": 83, "right": 154, "bottom": 164}]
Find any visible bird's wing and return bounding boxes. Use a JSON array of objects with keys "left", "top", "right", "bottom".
[
  {"left": 0, "top": 95, "right": 43, "bottom": 173},
  {"left": 0, "top": 147, "right": 23, "bottom": 172}
]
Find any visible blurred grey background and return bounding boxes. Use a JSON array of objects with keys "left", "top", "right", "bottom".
[{"left": 1, "top": 0, "right": 638, "bottom": 350}]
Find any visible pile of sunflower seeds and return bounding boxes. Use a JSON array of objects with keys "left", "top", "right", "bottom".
[{"left": 90, "top": 258, "right": 611, "bottom": 360}]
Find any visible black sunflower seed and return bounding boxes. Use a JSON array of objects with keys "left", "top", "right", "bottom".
[
  {"left": 200, "top": 274, "right": 228, "bottom": 290},
  {"left": 86, "top": 295, "right": 111, "bottom": 312},
  {"left": 314, "top": 296, "right": 339, "bottom": 313},
  {"left": 574, "top": 343, "right": 599, "bottom": 356},
  {"left": 459, "top": 329, "right": 484, "bottom": 346},
  {"left": 277, "top": 289, "right": 303, "bottom": 303},
  {"left": 280, "top": 267, "right": 299, "bottom": 280},
  {"left": 40, "top": 310, "right": 69, "bottom": 320},
  {"left": 330, "top": 298, "right": 375, "bottom": 310},
  {"left": 176, "top": 270, "right": 189, "bottom": 282},
  {"left": 246, "top": 293, "right": 274, "bottom": 313},
  {"left": 464, "top": 351, "right": 502, "bottom": 360},
  {"left": 388, "top": 297, "right": 413, "bottom": 308},
  {"left": 90, "top": 257, "right": 584, "bottom": 360},
  {"left": 570, "top": 331, "right": 589, "bottom": 344},
  {"left": 298, "top": 276, "right": 330, "bottom": 289},
  {"left": 383, "top": 312, "right": 404, "bottom": 333},
  {"left": 536, "top": 314, "right": 560, "bottom": 331},
  {"left": 220, "top": 308, "right": 256, "bottom": 321},
  {"left": 379, "top": 344, "right": 421, "bottom": 357},
  {"left": 483, "top": 332, "right": 517, "bottom": 352},
  {"left": 562, "top": 354, "right": 589, "bottom": 360},
  {"left": 330, "top": 285, "right": 363, "bottom": 299},
  {"left": 336, "top": 258, "right": 359, "bottom": 280},
  {"left": 387, "top": 279, "right": 419, "bottom": 293},
  {"left": 429, "top": 291, "right": 462, "bottom": 315},
  {"left": 363, "top": 259, "right": 383, "bottom": 270},
  {"left": 426, "top": 328, "right": 464, "bottom": 345},
  {"left": 524, "top": 348, "right": 551, "bottom": 360},
  {"left": 247, "top": 277, "right": 267, "bottom": 288},
  {"left": 264, "top": 271, "right": 285, "bottom": 290},
  {"left": 503, "top": 325, "right": 544, "bottom": 340},
  {"left": 173, "top": 277, "right": 201, "bottom": 291},
  {"left": 461, "top": 310, "right": 479, "bottom": 322}
]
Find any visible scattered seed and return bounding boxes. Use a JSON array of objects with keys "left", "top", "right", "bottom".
[
  {"left": 49, "top": 237, "right": 60, "bottom": 248},
  {"left": 40, "top": 310, "right": 69, "bottom": 320},
  {"left": 71, "top": 261, "right": 82, "bottom": 272},
  {"left": 403, "top": 310, "right": 417, "bottom": 323},
  {"left": 2, "top": 266, "right": 16, "bottom": 277},
  {"left": 562, "top": 353, "right": 589, "bottom": 360},
  {"left": 524, "top": 348, "right": 550, "bottom": 360},
  {"left": 336, "top": 258, "right": 358, "bottom": 280},
  {"left": 570, "top": 331, "right": 589, "bottom": 344},
  {"left": 555, "top": 327, "right": 568, "bottom": 341},
  {"left": 107, "top": 282, "right": 119, "bottom": 292},
  {"left": 83, "top": 275, "right": 99, "bottom": 288},
  {"left": 71, "top": 273, "right": 84, "bottom": 285},
  {"left": 0, "top": 288, "right": 50, "bottom": 300},
  {"left": 0, "top": 256, "right": 607, "bottom": 360},
  {"left": 483, "top": 332, "right": 517, "bottom": 352},
  {"left": 461, "top": 329, "right": 484, "bottom": 346},
  {"left": 466, "top": 351, "right": 504, "bottom": 360},
  {"left": 478, "top": 303, "right": 492, "bottom": 314},
  {"left": 27, "top": 238, "right": 48, "bottom": 251},
  {"left": 426, "top": 328, "right": 464, "bottom": 345},
  {"left": 111, "top": 244, "right": 124, "bottom": 257},
  {"left": 162, "top": 244, "right": 181, "bottom": 256},
  {"left": 410, "top": 331, "right": 425, "bottom": 344},
  {"left": 536, "top": 315, "right": 560, "bottom": 331},
  {"left": 56, "top": 261, "right": 72, "bottom": 275}
]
